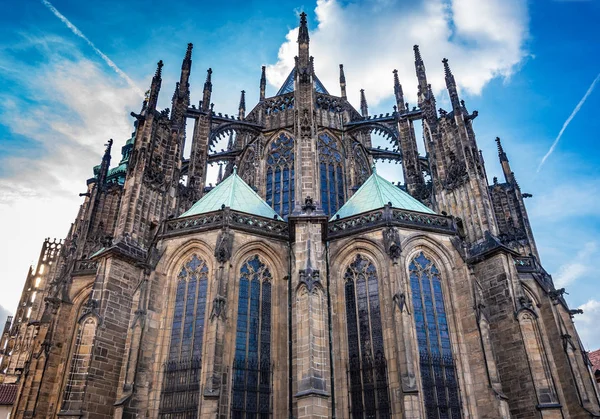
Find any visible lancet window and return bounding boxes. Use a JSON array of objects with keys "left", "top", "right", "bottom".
[
  {"left": 61, "top": 316, "right": 97, "bottom": 413},
  {"left": 231, "top": 255, "right": 272, "bottom": 419},
  {"left": 266, "top": 133, "right": 294, "bottom": 218},
  {"left": 344, "top": 254, "right": 390, "bottom": 419},
  {"left": 318, "top": 133, "right": 345, "bottom": 216},
  {"left": 353, "top": 142, "right": 370, "bottom": 189},
  {"left": 409, "top": 252, "right": 461, "bottom": 419},
  {"left": 159, "top": 254, "right": 209, "bottom": 418}
]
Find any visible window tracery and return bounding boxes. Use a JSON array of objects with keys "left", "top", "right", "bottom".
[
  {"left": 159, "top": 254, "right": 209, "bottom": 418},
  {"left": 266, "top": 133, "right": 294, "bottom": 218},
  {"left": 318, "top": 134, "right": 345, "bottom": 216},
  {"left": 344, "top": 254, "right": 390, "bottom": 419},
  {"left": 61, "top": 316, "right": 96, "bottom": 413},
  {"left": 231, "top": 255, "right": 272, "bottom": 419},
  {"left": 353, "top": 142, "right": 369, "bottom": 189},
  {"left": 409, "top": 252, "right": 461, "bottom": 419}
]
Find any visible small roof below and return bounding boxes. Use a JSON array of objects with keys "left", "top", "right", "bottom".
[
  {"left": 180, "top": 170, "right": 283, "bottom": 220},
  {"left": 331, "top": 169, "right": 434, "bottom": 220},
  {"left": 276, "top": 68, "right": 329, "bottom": 96}
]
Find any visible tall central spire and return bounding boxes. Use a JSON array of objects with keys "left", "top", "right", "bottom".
[{"left": 297, "top": 12, "right": 310, "bottom": 68}]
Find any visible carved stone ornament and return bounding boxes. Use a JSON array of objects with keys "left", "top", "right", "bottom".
[
  {"left": 382, "top": 227, "right": 402, "bottom": 262},
  {"left": 392, "top": 291, "right": 410, "bottom": 314},
  {"left": 444, "top": 152, "right": 467, "bottom": 190},
  {"left": 144, "top": 154, "right": 166, "bottom": 189},
  {"left": 210, "top": 295, "right": 227, "bottom": 320},
  {"left": 214, "top": 228, "right": 234, "bottom": 264},
  {"left": 299, "top": 267, "right": 321, "bottom": 294},
  {"left": 301, "top": 196, "right": 317, "bottom": 214}
]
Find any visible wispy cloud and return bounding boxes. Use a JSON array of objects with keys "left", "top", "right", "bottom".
[
  {"left": 554, "top": 241, "right": 597, "bottom": 288},
  {"left": 575, "top": 299, "right": 600, "bottom": 350},
  {"left": 537, "top": 72, "right": 600, "bottom": 172},
  {"left": 40, "top": 0, "right": 144, "bottom": 97}
]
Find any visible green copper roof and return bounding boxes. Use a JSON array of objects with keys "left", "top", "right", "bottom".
[
  {"left": 331, "top": 170, "right": 434, "bottom": 220},
  {"left": 180, "top": 170, "right": 283, "bottom": 220}
]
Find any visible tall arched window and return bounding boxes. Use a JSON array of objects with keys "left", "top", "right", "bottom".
[
  {"left": 353, "top": 142, "right": 370, "bottom": 189},
  {"left": 345, "top": 254, "right": 390, "bottom": 419},
  {"left": 318, "top": 134, "right": 345, "bottom": 216},
  {"left": 61, "top": 316, "right": 96, "bottom": 413},
  {"left": 266, "top": 133, "right": 294, "bottom": 218},
  {"left": 232, "top": 255, "right": 272, "bottom": 419},
  {"left": 159, "top": 254, "right": 209, "bottom": 418},
  {"left": 409, "top": 252, "right": 461, "bottom": 419}
]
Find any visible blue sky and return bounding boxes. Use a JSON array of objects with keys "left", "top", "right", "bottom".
[{"left": 0, "top": 0, "right": 599, "bottom": 348}]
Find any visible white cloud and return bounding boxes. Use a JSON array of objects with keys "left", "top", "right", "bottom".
[
  {"left": 267, "top": 0, "right": 529, "bottom": 108},
  {"left": 0, "top": 37, "right": 141, "bottom": 311},
  {"left": 575, "top": 299, "right": 600, "bottom": 350},
  {"left": 529, "top": 180, "right": 600, "bottom": 222},
  {"left": 554, "top": 241, "right": 597, "bottom": 288}
]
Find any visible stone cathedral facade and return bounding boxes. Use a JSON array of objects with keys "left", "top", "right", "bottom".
[{"left": 1, "top": 12, "right": 599, "bottom": 419}]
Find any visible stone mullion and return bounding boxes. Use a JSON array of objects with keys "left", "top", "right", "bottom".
[
  {"left": 200, "top": 260, "right": 227, "bottom": 418},
  {"left": 390, "top": 260, "right": 420, "bottom": 418}
]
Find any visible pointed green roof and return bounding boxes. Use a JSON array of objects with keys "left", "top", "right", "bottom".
[
  {"left": 331, "top": 170, "right": 434, "bottom": 220},
  {"left": 181, "top": 170, "right": 282, "bottom": 220}
]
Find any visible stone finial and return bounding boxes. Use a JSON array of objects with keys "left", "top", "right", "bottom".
[
  {"left": 393, "top": 69, "right": 405, "bottom": 111},
  {"left": 298, "top": 11, "right": 309, "bottom": 43},
  {"left": 260, "top": 65, "right": 266, "bottom": 101},
  {"left": 360, "top": 89, "right": 368, "bottom": 117}
]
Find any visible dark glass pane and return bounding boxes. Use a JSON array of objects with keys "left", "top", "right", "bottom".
[
  {"left": 265, "top": 133, "right": 294, "bottom": 218},
  {"left": 410, "top": 252, "right": 462, "bottom": 419},
  {"left": 345, "top": 255, "right": 390, "bottom": 418},
  {"left": 232, "top": 256, "right": 272, "bottom": 418}
]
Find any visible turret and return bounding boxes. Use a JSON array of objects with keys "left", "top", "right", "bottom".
[
  {"left": 97, "top": 139, "right": 113, "bottom": 190},
  {"left": 339, "top": 64, "right": 347, "bottom": 99},
  {"left": 442, "top": 58, "right": 460, "bottom": 112},
  {"left": 147, "top": 60, "right": 163, "bottom": 114},
  {"left": 360, "top": 89, "right": 368, "bottom": 117},
  {"left": 259, "top": 65, "right": 266, "bottom": 101},
  {"left": 393, "top": 69, "right": 406, "bottom": 112},
  {"left": 496, "top": 137, "right": 514, "bottom": 184},
  {"left": 201, "top": 68, "right": 212, "bottom": 112},
  {"left": 297, "top": 12, "right": 310, "bottom": 69},
  {"left": 413, "top": 45, "right": 437, "bottom": 124},
  {"left": 171, "top": 43, "right": 193, "bottom": 127},
  {"left": 238, "top": 90, "right": 246, "bottom": 119}
]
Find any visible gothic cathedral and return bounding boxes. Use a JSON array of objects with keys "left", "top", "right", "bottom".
[{"left": 1, "top": 13, "right": 599, "bottom": 419}]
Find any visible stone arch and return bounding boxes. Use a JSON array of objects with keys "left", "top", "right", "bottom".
[
  {"left": 400, "top": 234, "right": 472, "bottom": 418},
  {"left": 262, "top": 130, "right": 295, "bottom": 217}
]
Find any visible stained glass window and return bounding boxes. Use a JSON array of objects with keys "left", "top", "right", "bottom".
[
  {"left": 232, "top": 255, "right": 272, "bottom": 419},
  {"left": 344, "top": 254, "right": 390, "bottom": 419},
  {"left": 409, "top": 252, "right": 461, "bottom": 419},
  {"left": 159, "top": 254, "right": 209, "bottom": 418},
  {"left": 266, "top": 133, "right": 294, "bottom": 218},
  {"left": 318, "top": 134, "right": 346, "bottom": 216}
]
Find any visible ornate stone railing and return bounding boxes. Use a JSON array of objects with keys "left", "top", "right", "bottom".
[
  {"left": 163, "top": 209, "right": 289, "bottom": 240},
  {"left": 514, "top": 255, "right": 554, "bottom": 289},
  {"left": 72, "top": 259, "right": 98, "bottom": 275},
  {"left": 328, "top": 205, "right": 454, "bottom": 239}
]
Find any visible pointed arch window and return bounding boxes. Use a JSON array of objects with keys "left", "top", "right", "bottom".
[
  {"left": 409, "top": 252, "right": 461, "bottom": 419},
  {"left": 159, "top": 254, "right": 209, "bottom": 418},
  {"left": 344, "top": 254, "right": 390, "bottom": 419},
  {"left": 318, "top": 134, "right": 346, "bottom": 216},
  {"left": 61, "top": 316, "right": 97, "bottom": 413},
  {"left": 232, "top": 255, "right": 272, "bottom": 419},
  {"left": 353, "top": 142, "right": 370, "bottom": 189},
  {"left": 266, "top": 133, "right": 294, "bottom": 218}
]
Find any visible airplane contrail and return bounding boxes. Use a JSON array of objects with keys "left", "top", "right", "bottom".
[
  {"left": 40, "top": 0, "right": 144, "bottom": 97},
  {"left": 537, "top": 72, "right": 600, "bottom": 172}
]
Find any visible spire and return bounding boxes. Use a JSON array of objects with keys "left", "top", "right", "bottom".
[
  {"left": 442, "top": 58, "right": 461, "bottom": 111},
  {"left": 217, "top": 163, "right": 223, "bottom": 184},
  {"left": 227, "top": 133, "right": 234, "bottom": 151},
  {"left": 298, "top": 11, "right": 309, "bottom": 44},
  {"left": 260, "top": 65, "right": 266, "bottom": 101},
  {"left": 182, "top": 43, "right": 193, "bottom": 71},
  {"left": 238, "top": 90, "right": 246, "bottom": 119},
  {"left": 496, "top": 137, "right": 514, "bottom": 184},
  {"left": 297, "top": 12, "right": 310, "bottom": 69},
  {"left": 147, "top": 60, "right": 163, "bottom": 113},
  {"left": 413, "top": 45, "right": 428, "bottom": 103},
  {"left": 393, "top": 69, "right": 406, "bottom": 112},
  {"left": 360, "top": 89, "right": 368, "bottom": 117},
  {"left": 202, "top": 68, "right": 212, "bottom": 111},
  {"left": 97, "top": 139, "right": 113, "bottom": 188},
  {"left": 339, "top": 64, "right": 347, "bottom": 99}
]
